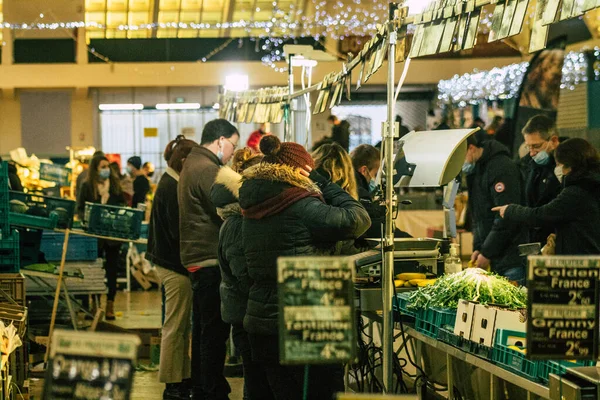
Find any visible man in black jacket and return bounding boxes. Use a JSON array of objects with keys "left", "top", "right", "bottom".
[
  {"left": 464, "top": 133, "right": 526, "bottom": 283},
  {"left": 520, "top": 115, "right": 562, "bottom": 245}
]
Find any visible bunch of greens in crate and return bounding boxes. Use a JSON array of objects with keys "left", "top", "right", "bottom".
[{"left": 408, "top": 268, "right": 527, "bottom": 310}]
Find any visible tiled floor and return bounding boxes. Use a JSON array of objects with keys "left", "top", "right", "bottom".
[{"left": 30, "top": 289, "right": 245, "bottom": 400}]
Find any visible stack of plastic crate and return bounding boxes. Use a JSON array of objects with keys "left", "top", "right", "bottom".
[{"left": 0, "top": 163, "right": 19, "bottom": 273}]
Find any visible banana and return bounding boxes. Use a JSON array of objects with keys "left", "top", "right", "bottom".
[
  {"left": 404, "top": 281, "right": 413, "bottom": 287},
  {"left": 396, "top": 273, "right": 426, "bottom": 281},
  {"left": 417, "top": 279, "right": 437, "bottom": 287},
  {"left": 394, "top": 279, "right": 405, "bottom": 288}
]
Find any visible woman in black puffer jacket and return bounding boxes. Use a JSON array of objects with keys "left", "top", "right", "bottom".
[
  {"left": 493, "top": 138, "right": 600, "bottom": 255},
  {"left": 239, "top": 136, "right": 370, "bottom": 400},
  {"left": 210, "top": 148, "right": 273, "bottom": 400}
]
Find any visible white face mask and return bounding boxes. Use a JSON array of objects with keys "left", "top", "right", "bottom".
[{"left": 554, "top": 165, "right": 564, "bottom": 183}]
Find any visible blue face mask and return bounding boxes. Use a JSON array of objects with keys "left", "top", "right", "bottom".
[
  {"left": 462, "top": 162, "right": 475, "bottom": 175},
  {"left": 99, "top": 168, "right": 111, "bottom": 179},
  {"left": 369, "top": 179, "right": 377, "bottom": 193},
  {"left": 532, "top": 150, "right": 550, "bottom": 165},
  {"left": 126, "top": 165, "right": 134, "bottom": 175}
]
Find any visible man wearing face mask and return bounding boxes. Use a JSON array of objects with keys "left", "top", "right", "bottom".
[
  {"left": 351, "top": 144, "right": 411, "bottom": 240},
  {"left": 521, "top": 115, "right": 562, "bottom": 245},
  {"left": 178, "top": 119, "right": 239, "bottom": 400},
  {"left": 463, "top": 131, "right": 526, "bottom": 284},
  {"left": 127, "top": 156, "right": 151, "bottom": 209}
]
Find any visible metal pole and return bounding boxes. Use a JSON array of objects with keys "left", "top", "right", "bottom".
[
  {"left": 382, "top": 4, "right": 398, "bottom": 393},
  {"left": 286, "top": 55, "right": 295, "bottom": 142}
]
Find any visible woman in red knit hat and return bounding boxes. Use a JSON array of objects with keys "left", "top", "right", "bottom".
[{"left": 238, "top": 135, "right": 371, "bottom": 400}]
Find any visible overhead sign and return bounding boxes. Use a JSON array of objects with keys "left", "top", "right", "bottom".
[
  {"left": 527, "top": 256, "right": 599, "bottom": 360},
  {"left": 143, "top": 127, "right": 158, "bottom": 137},
  {"left": 278, "top": 256, "right": 356, "bottom": 365},
  {"left": 43, "top": 330, "right": 141, "bottom": 400},
  {"left": 39, "top": 163, "right": 72, "bottom": 186}
]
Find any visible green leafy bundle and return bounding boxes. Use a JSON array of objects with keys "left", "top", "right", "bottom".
[{"left": 408, "top": 268, "right": 527, "bottom": 310}]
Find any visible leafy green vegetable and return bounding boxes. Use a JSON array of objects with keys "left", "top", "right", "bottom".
[{"left": 408, "top": 268, "right": 527, "bottom": 310}]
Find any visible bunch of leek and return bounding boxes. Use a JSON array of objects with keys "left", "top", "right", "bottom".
[{"left": 407, "top": 268, "right": 527, "bottom": 310}]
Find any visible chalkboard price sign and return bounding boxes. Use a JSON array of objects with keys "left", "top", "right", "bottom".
[
  {"left": 527, "top": 256, "right": 600, "bottom": 360},
  {"left": 43, "top": 330, "right": 141, "bottom": 400},
  {"left": 278, "top": 256, "right": 356, "bottom": 365}
]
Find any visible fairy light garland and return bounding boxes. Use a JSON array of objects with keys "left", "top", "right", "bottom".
[{"left": 438, "top": 50, "right": 598, "bottom": 106}]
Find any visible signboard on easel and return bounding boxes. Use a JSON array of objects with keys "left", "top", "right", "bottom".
[
  {"left": 43, "top": 330, "right": 141, "bottom": 400},
  {"left": 527, "top": 256, "right": 600, "bottom": 360},
  {"left": 278, "top": 256, "right": 356, "bottom": 365}
]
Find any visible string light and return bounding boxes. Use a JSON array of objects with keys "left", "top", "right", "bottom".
[{"left": 438, "top": 51, "right": 596, "bottom": 106}]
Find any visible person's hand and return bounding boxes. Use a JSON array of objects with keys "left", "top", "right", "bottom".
[
  {"left": 476, "top": 253, "right": 491, "bottom": 270},
  {"left": 299, "top": 165, "right": 312, "bottom": 178},
  {"left": 491, "top": 205, "right": 509, "bottom": 218},
  {"left": 471, "top": 251, "right": 480, "bottom": 263}
]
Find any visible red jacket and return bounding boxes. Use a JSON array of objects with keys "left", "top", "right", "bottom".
[{"left": 246, "top": 130, "right": 264, "bottom": 152}]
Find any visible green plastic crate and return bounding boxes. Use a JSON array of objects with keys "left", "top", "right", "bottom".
[
  {"left": 0, "top": 230, "right": 20, "bottom": 273},
  {"left": 9, "top": 191, "right": 76, "bottom": 229},
  {"left": 492, "top": 329, "right": 539, "bottom": 381},
  {"left": 537, "top": 360, "right": 597, "bottom": 384},
  {"left": 84, "top": 203, "right": 144, "bottom": 240},
  {"left": 415, "top": 307, "right": 456, "bottom": 338},
  {"left": 394, "top": 292, "right": 416, "bottom": 318},
  {"left": 9, "top": 212, "right": 58, "bottom": 230}
]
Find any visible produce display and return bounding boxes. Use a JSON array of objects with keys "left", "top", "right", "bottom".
[
  {"left": 408, "top": 268, "right": 527, "bottom": 309},
  {"left": 394, "top": 272, "right": 437, "bottom": 288}
]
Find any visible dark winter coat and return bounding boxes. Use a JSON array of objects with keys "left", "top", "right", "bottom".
[
  {"left": 239, "top": 163, "right": 370, "bottom": 335},
  {"left": 132, "top": 175, "right": 150, "bottom": 209},
  {"left": 505, "top": 171, "right": 600, "bottom": 255},
  {"left": 7, "top": 163, "right": 23, "bottom": 192},
  {"left": 522, "top": 154, "right": 562, "bottom": 245},
  {"left": 77, "top": 180, "right": 125, "bottom": 220},
  {"left": 178, "top": 146, "right": 223, "bottom": 269},
  {"left": 210, "top": 167, "right": 249, "bottom": 325},
  {"left": 355, "top": 170, "right": 411, "bottom": 240},
  {"left": 146, "top": 169, "right": 188, "bottom": 276},
  {"left": 467, "top": 140, "right": 526, "bottom": 274}
]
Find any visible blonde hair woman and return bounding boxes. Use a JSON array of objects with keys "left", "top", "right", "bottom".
[{"left": 312, "top": 143, "right": 359, "bottom": 200}]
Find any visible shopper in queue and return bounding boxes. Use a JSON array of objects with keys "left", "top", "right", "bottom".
[
  {"left": 493, "top": 138, "right": 600, "bottom": 255},
  {"left": 239, "top": 135, "right": 370, "bottom": 399},
  {"left": 246, "top": 123, "right": 271, "bottom": 153},
  {"left": 77, "top": 155, "right": 125, "bottom": 320},
  {"left": 211, "top": 148, "right": 274, "bottom": 400},
  {"left": 463, "top": 131, "right": 526, "bottom": 284},
  {"left": 179, "top": 119, "right": 239, "bottom": 400},
  {"left": 128, "top": 156, "right": 151, "bottom": 209},
  {"left": 146, "top": 135, "right": 196, "bottom": 400},
  {"left": 350, "top": 144, "right": 412, "bottom": 240},
  {"left": 520, "top": 115, "right": 562, "bottom": 246}
]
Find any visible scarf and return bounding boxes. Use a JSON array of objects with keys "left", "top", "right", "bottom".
[
  {"left": 242, "top": 186, "right": 323, "bottom": 220},
  {"left": 97, "top": 179, "right": 110, "bottom": 205},
  {"left": 165, "top": 167, "right": 179, "bottom": 182}
]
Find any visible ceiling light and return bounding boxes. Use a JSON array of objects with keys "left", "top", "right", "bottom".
[
  {"left": 224, "top": 74, "right": 249, "bottom": 92},
  {"left": 290, "top": 56, "right": 318, "bottom": 68},
  {"left": 212, "top": 102, "right": 220, "bottom": 110},
  {"left": 405, "top": 0, "right": 430, "bottom": 15},
  {"left": 156, "top": 103, "right": 201, "bottom": 110},
  {"left": 99, "top": 103, "right": 144, "bottom": 111}
]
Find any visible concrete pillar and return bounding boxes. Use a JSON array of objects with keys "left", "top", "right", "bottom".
[
  {"left": 2, "top": 29, "right": 13, "bottom": 66},
  {"left": 76, "top": 27, "right": 88, "bottom": 65},
  {"left": 71, "top": 88, "right": 94, "bottom": 147},
  {"left": 0, "top": 90, "right": 21, "bottom": 155}
]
